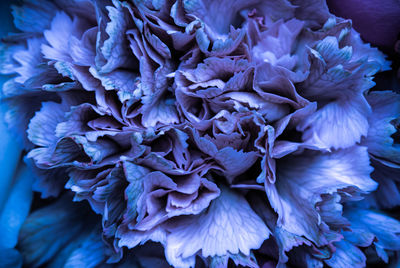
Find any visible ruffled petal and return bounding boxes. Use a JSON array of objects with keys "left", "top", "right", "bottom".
[
  {"left": 298, "top": 96, "right": 370, "bottom": 150},
  {"left": 324, "top": 240, "right": 366, "bottom": 268},
  {"left": 165, "top": 187, "right": 270, "bottom": 267},
  {"left": 371, "top": 161, "right": 400, "bottom": 208},
  {"left": 365, "top": 91, "right": 400, "bottom": 164},
  {"left": 268, "top": 146, "right": 376, "bottom": 246},
  {"left": 343, "top": 207, "right": 400, "bottom": 263},
  {"left": 117, "top": 225, "right": 167, "bottom": 249},
  {"left": 97, "top": 0, "right": 136, "bottom": 73},
  {"left": 42, "top": 11, "right": 74, "bottom": 62}
]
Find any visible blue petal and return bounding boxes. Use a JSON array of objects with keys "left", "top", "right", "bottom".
[
  {"left": 292, "top": 0, "right": 330, "bottom": 28},
  {"left": 11, "top": 0, "right": 58, "bottom": 33},
  {"left": 324, "top": 240, "right": 366, "bottom": 268},
  {"left": 210, "top": 252, "right": 258, "bottom": 268},
  {"left": 300, "top": 36, "right": 377, "bottom": 100},
  {"left": 0, "top": 104, "right": 22, "bottom": 214},
  {"left": 165, "top": 186, "right": 270, "bottom": 267},
  {"left": 268, "top": 146, "right": 376, "bottom": 246},
  {"left": 371, "top": 163, "right": 400, "bottom": 208},
  {"left": 0, "top": 163, "right": 33, "bottom": 249},
  {"left": 41, "top": 12, "right": 74, "bottom": 62},
  {"left": 64, "top": 226, "right": 108, "bottom": 268},
  {"left": 214, "top": 147, "right": 259, "bottom": 180},
  {"left": 27, "top": 101, "right": 68, "bottom": 148},
  {"left": 98, "top": 0, "right": 135, "bottom": 73},
  {"left": 0, "top": 248, "right": 22, "bottom": 268},
  {"left": 343, "top": 208, "right": 400, "bottom": 262},
  {"left": 298, "top": 96, "right": 370, "bottom": 150},
  {"left": 365, "top": 91, "right": 400, "bottom": 164},
  {"left": 123, "top": 162, "right": 150, "bottom": 225},
  {"left": 18, "top": 196, "right": 97, "bottom": 267},
  {"left": 141, "top": 97, "right": 180, "bottom": 128}
]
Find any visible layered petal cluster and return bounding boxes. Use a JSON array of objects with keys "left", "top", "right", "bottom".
[{"left": 1, "top": 0, "right": 399, "bottom": 267}]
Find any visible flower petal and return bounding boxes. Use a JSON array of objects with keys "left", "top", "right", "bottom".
[
  {"left": 0, "top": 248, "right": 22, "bottom": 268},
  {"left": 18, "top": 196, "right": 97, "bottom": 267},
  {"left": 343, "top": 207, "right": 400, "bottom": 262},
  {"left": 324, "top": 240, "right": 366, "bottom": 268},
  {"left": 365, "top": 91, "right": 400, "bottom": 164},
  {"left": 42, "top": 11, "right": 73, "bottom": 62},
  {"left": 98, "top": 0, "right": 135, "bottom": 73},
  {"left": 11, "top": 0, "right": 58, "bottom": 33},
  {"left": 165, "top": 187, "right": 270, "bottom": 267},
  {"left": 0, "top": 163, "right": 33, "bottom": 249},
  {"left": 298, "top": 96, "right": 370, "bottom": 150},
  {"left": 268, "top": 146, "right": 376, "bottom": 246}
]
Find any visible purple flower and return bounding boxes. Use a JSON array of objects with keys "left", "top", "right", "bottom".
[{"left": 1, "top": 0, "right": 400, "bottom": 267}]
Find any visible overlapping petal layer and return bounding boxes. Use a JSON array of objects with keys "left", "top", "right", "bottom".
[{"left": 0, "top": 0, "right": 399, "bottom": 267}]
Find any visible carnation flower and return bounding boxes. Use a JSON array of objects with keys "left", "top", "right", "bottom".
[{"left": 1, "top": 0, "right": 400, "bottom": 267}]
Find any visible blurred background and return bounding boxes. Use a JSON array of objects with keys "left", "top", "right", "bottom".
[
  {"left": 0, "top": 1, "right": 30, "bottom": 266},
  {"left": 0, "top": 1, "right": 24, "bottom": 216}
]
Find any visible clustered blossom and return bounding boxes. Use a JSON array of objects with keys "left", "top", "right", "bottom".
[{"left": 1, "top": 0, "right": 400, "bottom": 267}]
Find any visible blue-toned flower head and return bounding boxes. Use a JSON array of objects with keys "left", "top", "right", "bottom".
[{"left": 1, "top": 0, "right": 400, "bottom": 267}]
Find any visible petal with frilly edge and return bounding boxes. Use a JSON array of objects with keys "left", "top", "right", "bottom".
[
  {"left": 371, "top": 162, "right": 400, "bottom": 208},
  {"left": 27, "top": 100, "right": 70, "bottom": 167},
  {"left": 183, "top": 0, "right": 295, "bottom": 38},
  {"left": 324, "top": 240, "right": 366, "bottom": 268},
  {"left": 209, "top": 252, "right": 258, "bottom": 268},
  {"left": 268, "top": 146, "right": 377, "bottom": 246},
  {"left": 364, "top": 91, "right": 400, "bottom": 165},
  {"left": 41, "top": 11, "right": 74, "bottom": 62},
  {"left": 97, "top": 0, "right": 135, "bottom": 73},
  {"left": 183, "top": 0, "right": 259, "bottom": 36},
  {"left": 117, "top": 224, "right": 167, "bottom": 250},
  {"left": 298, "top": 35, "right": 382, "bottom": 101},
  {"left": 298, "top": 96, "right": 370, "bottom": 150},
  {"left": 343, "top": 207, "right": 400, "bottom": 263},
  {"left": 11, "top": 38, "right": 44, "bottom": 84},
  {"left": 164, "top": 186, "right": 270, "bottom": 268}
]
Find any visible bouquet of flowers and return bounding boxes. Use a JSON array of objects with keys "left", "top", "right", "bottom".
[{"left": 1, "top": 0, "right": 399, "bottom": 267}]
